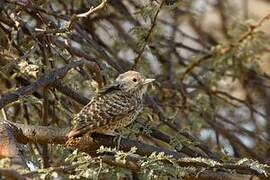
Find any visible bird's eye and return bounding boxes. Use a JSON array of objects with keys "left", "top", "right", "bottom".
[{"left": 132, "top": 78, "right": 137, "bottom": 82}]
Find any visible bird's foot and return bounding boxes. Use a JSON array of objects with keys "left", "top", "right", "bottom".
[
  {"left": 114, "top": 135, "right": 123, "bottom": 150},
  {"left": 96, "top": 130, "right": 124, "bottom": 150},
  {"left": 102, "top": 130, "right": 122, "bottom": 136},
  {"left": 108, "top": 132, "right": 125, "bottom": 150}
]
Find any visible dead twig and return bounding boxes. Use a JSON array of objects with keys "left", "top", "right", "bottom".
[{"left": 68, "top": 0, "right": 108, "bottom": 29}]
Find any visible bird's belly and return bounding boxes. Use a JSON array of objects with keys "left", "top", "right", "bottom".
[{"left": 102, "top": 110, "right": 139, "bottom": 131}]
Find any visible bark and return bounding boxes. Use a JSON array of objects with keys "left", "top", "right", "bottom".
[{"left": 0, "top": 121, "right": 27, "bottom": 170}]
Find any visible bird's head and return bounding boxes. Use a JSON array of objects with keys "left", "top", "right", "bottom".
[{"left": 116, "top": 71, "right": 155, "bottom": 97}]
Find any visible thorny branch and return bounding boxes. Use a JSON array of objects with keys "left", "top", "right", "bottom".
[
  {"left": 133, "top": 0, "right": 165, "bottom": 69},
  {"left": 0, "top": 60, "right": 101, "bottom": 109},
  {"left": 238, "top": 12, "right": 270, "bottom": 43},
  {"left": 68, "top": 0, "right": 108, "bottom": 29}
]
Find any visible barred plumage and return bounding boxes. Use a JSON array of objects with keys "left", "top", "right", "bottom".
[{"left": 67, "top": 71, "right": 154, "bottom": 139}]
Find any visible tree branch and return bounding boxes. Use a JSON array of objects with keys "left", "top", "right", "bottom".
[
  {"left": 0, "top": 122, "right": 27, "bottom": 170},
  {"left": 0, "top": 60, "right": 99, "bottom": 109},
  {"left": 3, "top": 121, "right": 186, "bottom": 159},
  {"left": 1, "top": 121, "right": 267, "bottom": 179},
  {"left": 0, "top": 168, "right": 26, "bottom": 180}
]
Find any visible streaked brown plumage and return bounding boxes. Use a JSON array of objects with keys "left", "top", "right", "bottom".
[{"left": 67, "top": 71, "right": 154, "bottom": 139}]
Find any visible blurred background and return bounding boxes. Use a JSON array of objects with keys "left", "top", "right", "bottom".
[{"left": 0, "top": 0, "right": 270, "bottom": 178}]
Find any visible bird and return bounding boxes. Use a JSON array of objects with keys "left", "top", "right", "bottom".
[{"left": 67, "top": 71, "right": 155, "bottom": 141}]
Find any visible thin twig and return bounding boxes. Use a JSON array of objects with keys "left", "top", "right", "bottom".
[
  {"left": 68, "top": 0, "right": 108, "bottom": 29},
  {"left": 133, "top": 0, "right": 165, "bottom": 69}
]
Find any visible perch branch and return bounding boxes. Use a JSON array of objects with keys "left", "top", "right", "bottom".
[{"left": 2, "top": 121, "right": 186, "bottom": 159}]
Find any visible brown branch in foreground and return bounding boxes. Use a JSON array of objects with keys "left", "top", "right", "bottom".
[
  {"left": 0, "top": 121, "right": 267, "bottom": 179},
  {"left": 81, "top": 133, "right": 186, "bottom": 159},
  {"left": 5, "top": 121, "right": 185, "bottom": 159},
  {"left": 11, "top": 122, "right": 68, "bottom": 145}
]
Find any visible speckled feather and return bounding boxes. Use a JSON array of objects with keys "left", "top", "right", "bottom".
[
  {"left": 67, "top": 71, "right": 154, "bottom": 140},
  {"left": 68, "top": 85, "right": 142, "bottom": 138}
]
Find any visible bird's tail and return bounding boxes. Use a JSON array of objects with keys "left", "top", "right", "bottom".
[
  {"left": 66, "top": 125, "right": 94, "bottom": 146},
  {"left": 67, "top": 125, "right": 93, "bottom": 138}
]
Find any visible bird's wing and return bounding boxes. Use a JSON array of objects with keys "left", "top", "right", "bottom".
[
  {"left": 67, "top": 88, "right": 136, "bottom": 138},
  {"left": 97, "top": 82, "right": 121, "bottom": 95}
]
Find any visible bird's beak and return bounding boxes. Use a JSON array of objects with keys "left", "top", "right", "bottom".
[{"left": 143, "top": 78, "right": 155, "bottom": 85}]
